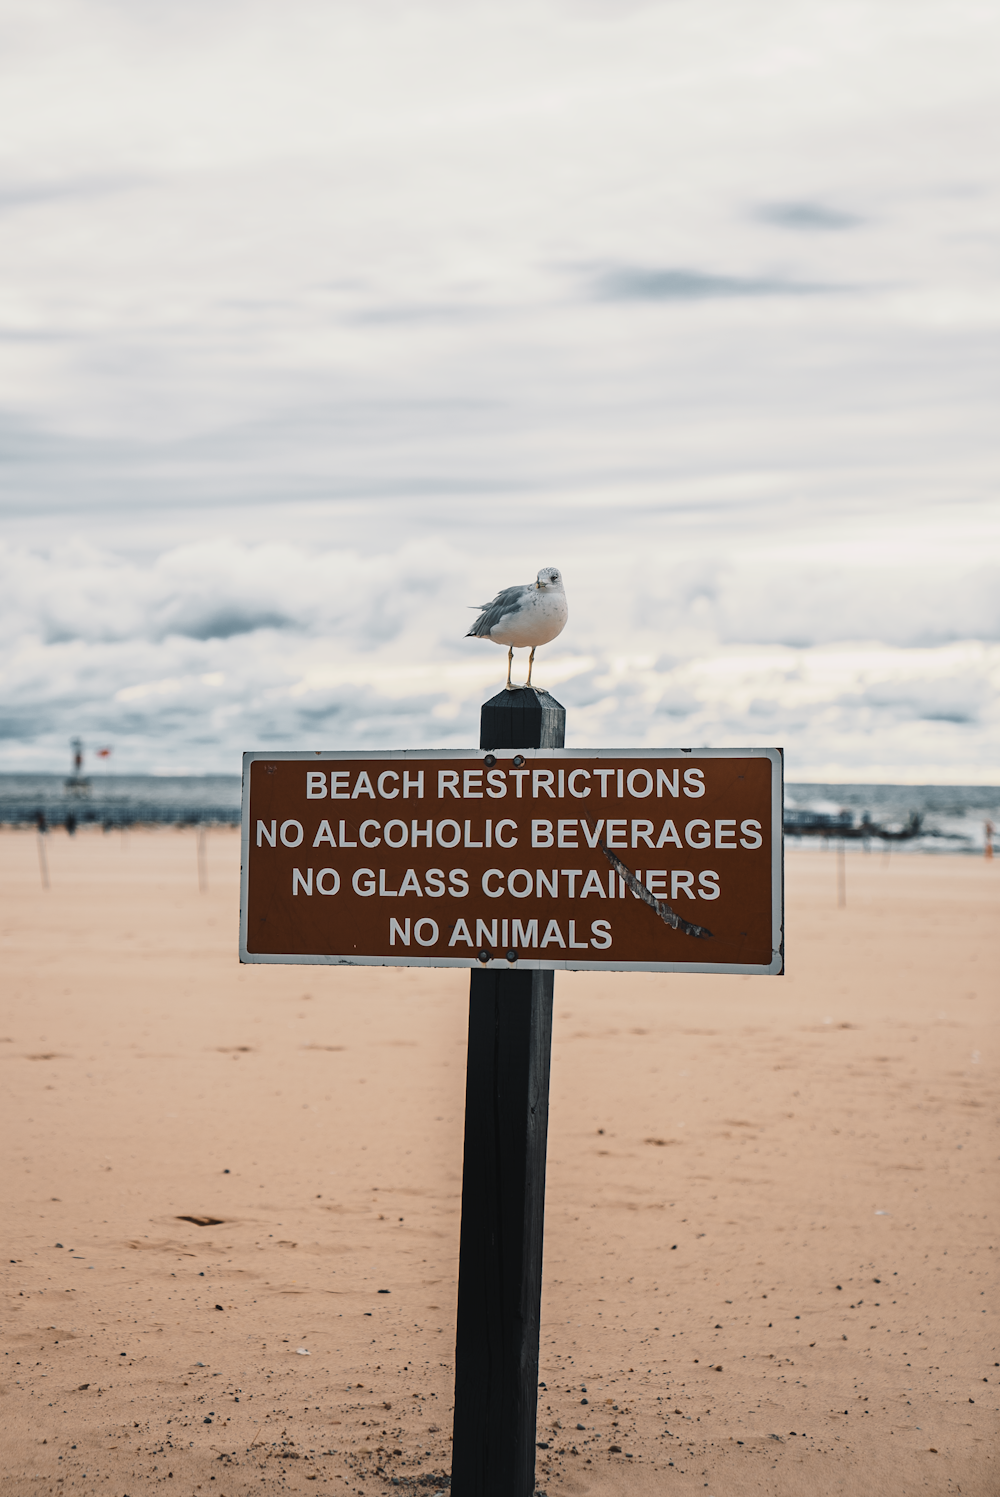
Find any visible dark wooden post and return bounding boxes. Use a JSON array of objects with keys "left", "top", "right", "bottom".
[{"left": 451, "top": 687, "right": 565, "bottom": 1497}]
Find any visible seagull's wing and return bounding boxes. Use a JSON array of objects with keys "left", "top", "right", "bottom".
[{"left": 466, "top": 584, "right": 530, "bottom": 638}]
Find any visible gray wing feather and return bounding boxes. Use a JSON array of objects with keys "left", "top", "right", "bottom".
[{"left": 466, "top": 584, "right": 530, "bottom": 638}]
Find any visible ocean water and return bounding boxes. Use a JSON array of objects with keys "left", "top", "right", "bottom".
[
  {"left": 1, "top": 775, "right": 996, "bottom": 853},
  {"left": 784, "top": 784, "right": 999, "bottom": 854},
  {"left": 0, "top": 774, "right": 242, "bottom": 827}
]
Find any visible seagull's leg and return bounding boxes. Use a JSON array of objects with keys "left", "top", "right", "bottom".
[
  {"left": 526, "top": 646, "right": 536, "bottom": 688},
  {"left": 505, "top": 646, "right": 514, "bottom": 691}
]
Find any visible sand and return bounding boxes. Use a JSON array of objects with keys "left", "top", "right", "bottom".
[{"left": 1, "top": 826, "right": 996, "bottom": 1497}]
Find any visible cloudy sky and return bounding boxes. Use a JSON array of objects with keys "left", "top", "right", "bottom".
[{"left": 1, "top": 0, "right": 997, "bottom": 780}]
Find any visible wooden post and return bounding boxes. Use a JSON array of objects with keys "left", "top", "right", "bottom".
[
  {"left": 197, "top": 827, "right": 208, "bottom": 894},
  {"left": 451, "top": 686, "right": 564, "bottom": 1497},
  {"left": 35, "top": 813, "right": 50, "bottom": 892},
  {"left": 478, "top": 686, "right": 566, "bottom": 752}
]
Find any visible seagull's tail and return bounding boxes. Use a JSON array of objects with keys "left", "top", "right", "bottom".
[{"left": 466, "top": 609, "right": 494, "bottom": 639}]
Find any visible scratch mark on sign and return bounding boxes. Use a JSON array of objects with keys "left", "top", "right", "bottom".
[{"left": 599, "top": 844, "right": 714, "bottom": 940}]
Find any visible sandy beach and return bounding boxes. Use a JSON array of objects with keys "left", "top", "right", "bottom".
[{"left": 1, "top": 826, "right": 996, "bottom": 1496}]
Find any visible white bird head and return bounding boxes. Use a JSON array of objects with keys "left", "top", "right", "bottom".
[{"left": 535, "top": 566, "right": 563, "bottom": 590}]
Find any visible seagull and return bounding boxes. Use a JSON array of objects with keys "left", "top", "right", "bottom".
[{"left": 467, "top": 566, "right": 568, "bottom": 689}]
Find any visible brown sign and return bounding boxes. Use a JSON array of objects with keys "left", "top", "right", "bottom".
[{"left": 239, "top": 749, "right": 782, "bottom": 974}]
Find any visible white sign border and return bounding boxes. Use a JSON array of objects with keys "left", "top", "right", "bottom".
[{"left": 240, "top": 747, "right": 783, "bottom": 976}]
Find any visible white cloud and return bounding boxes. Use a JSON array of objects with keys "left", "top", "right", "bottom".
[
  {"left": 0, "top": 2, "right": 997, "bottom": 779},
  {"left": 1, "top": 538, "right": 997, "bottom": 781}
]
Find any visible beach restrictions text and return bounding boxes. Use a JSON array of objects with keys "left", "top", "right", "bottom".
[{"left": 239, "top": 749, "right": 783, "bottom": 973}]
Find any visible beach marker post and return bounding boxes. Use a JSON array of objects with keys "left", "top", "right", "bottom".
[
  {"left": 197, "top": 826, "right": 208, "bottom": 893},
  {"left": 451, "top": 687, "right": 563, "bottom": 1497},
  {"left": 35, "top": 810, "right": 50, "bottom": 891}
]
